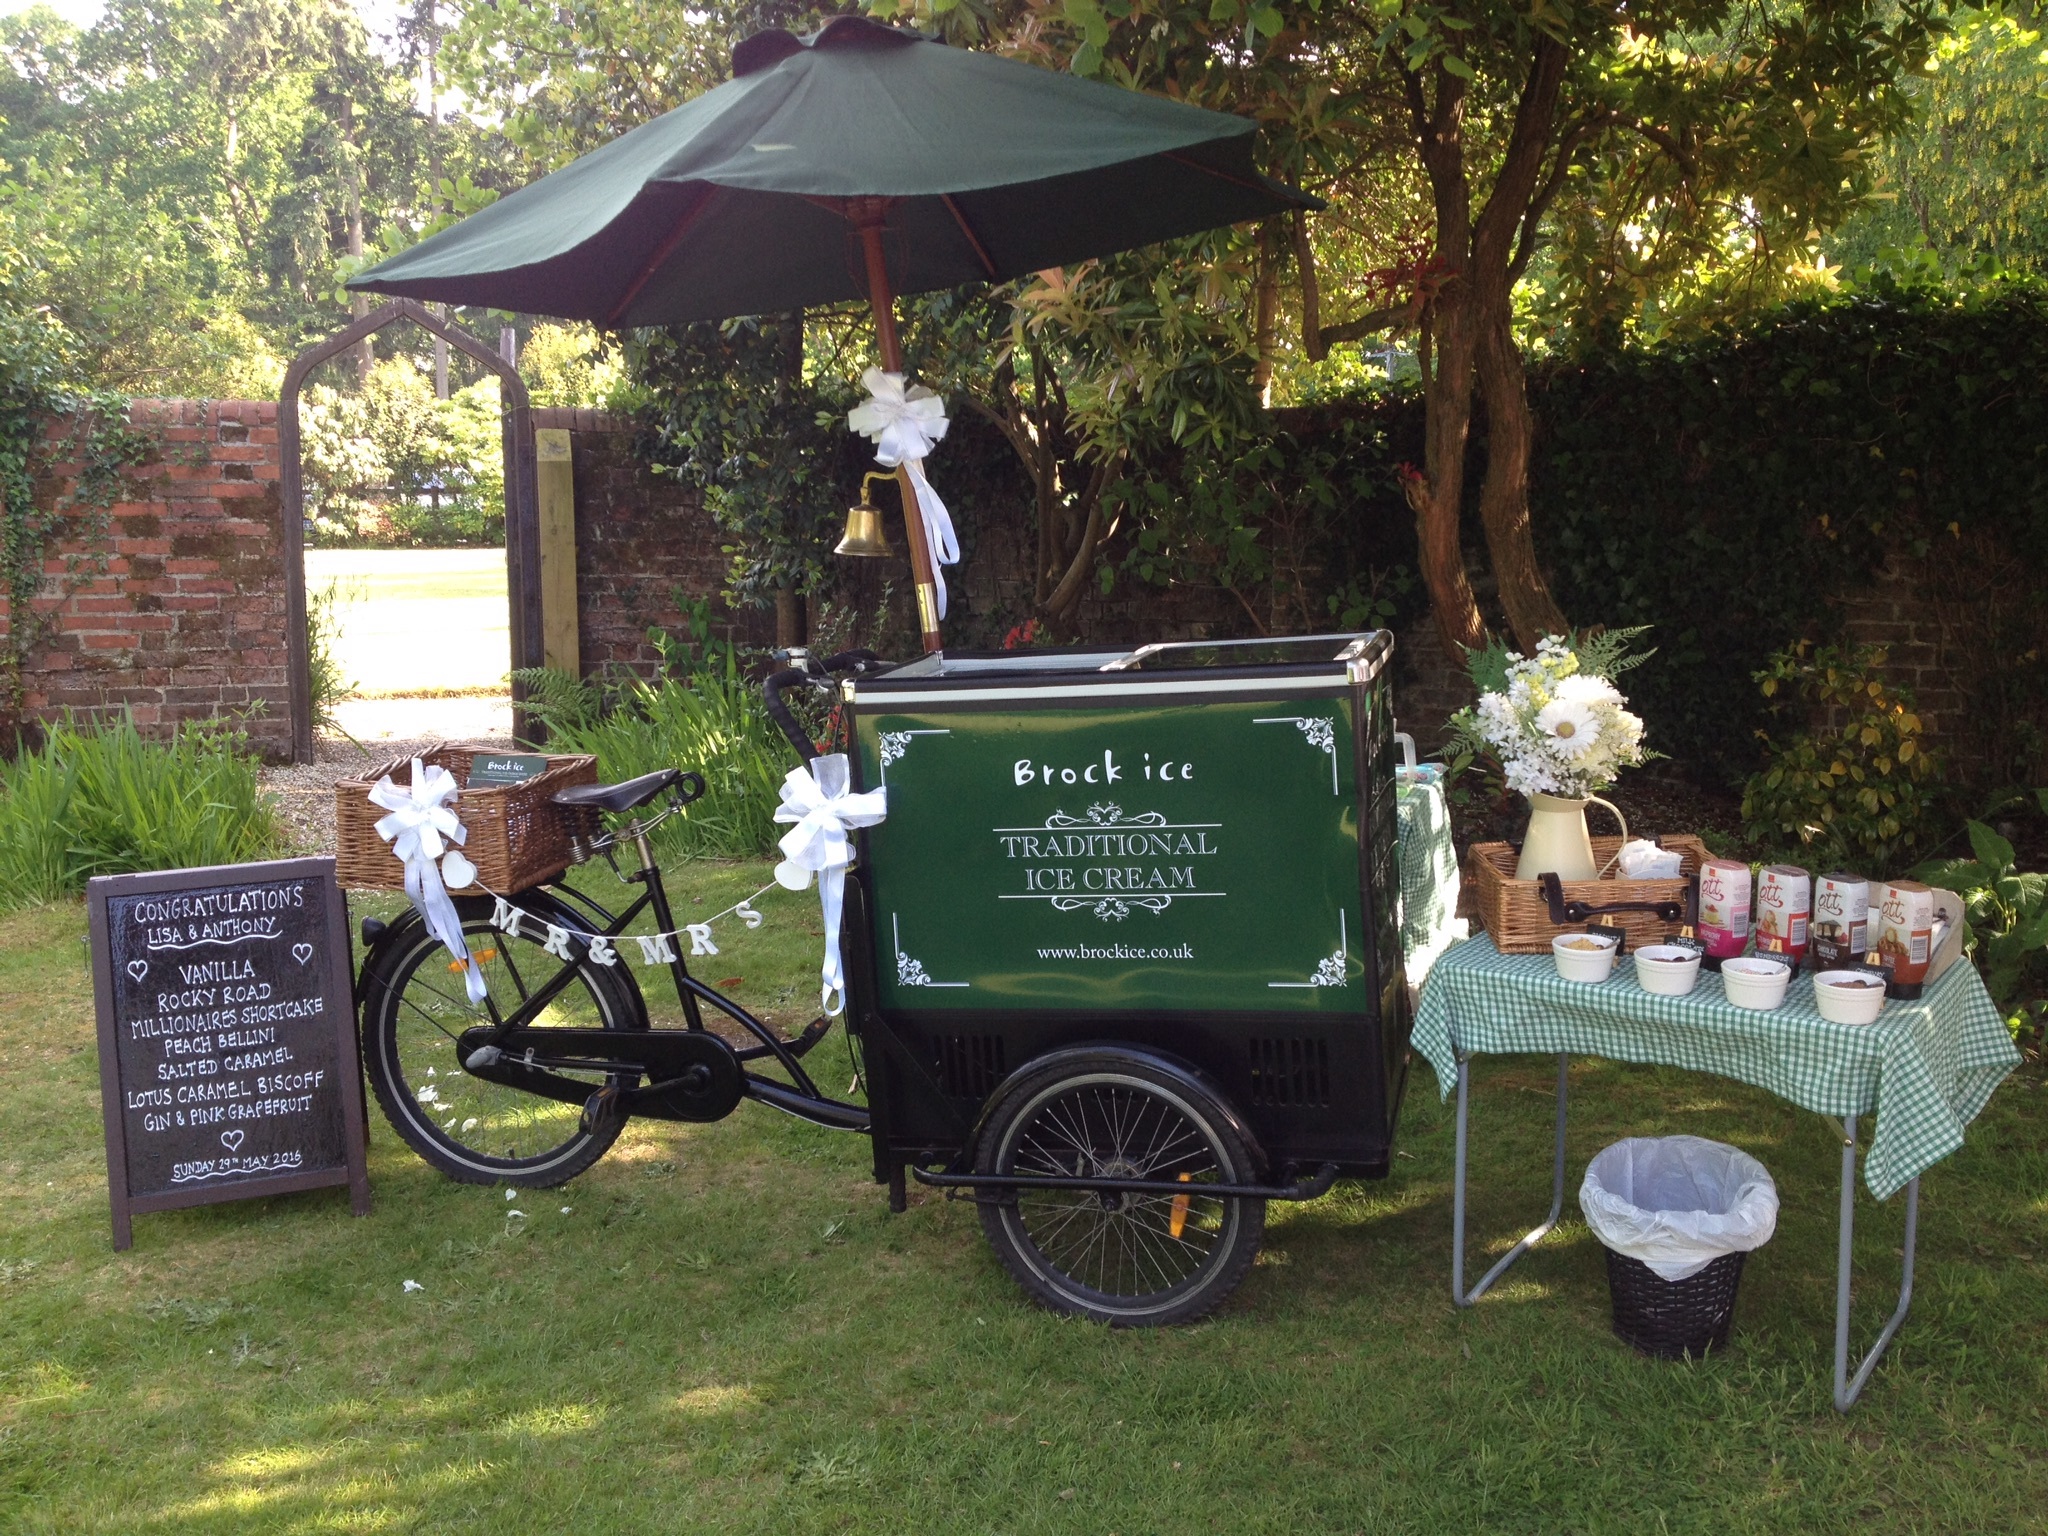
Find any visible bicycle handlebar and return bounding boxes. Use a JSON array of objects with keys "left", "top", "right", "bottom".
[
  {"left": 762, "top": 650, "right": 889, "bottom": 763},
  {"left": 762, "top": 668, "right": 820, "bottom": 762}
]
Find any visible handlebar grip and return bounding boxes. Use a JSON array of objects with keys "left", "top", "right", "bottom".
[
  {"left": 763, "top": 668, "right": 820, "bottom": 763},
  {"left": 819, "top": 648, "right": 881, "bottom": 675}
]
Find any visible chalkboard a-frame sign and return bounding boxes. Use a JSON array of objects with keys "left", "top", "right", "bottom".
[{"left": 89, "top": 856, "right": 371, "bottom": 1250}]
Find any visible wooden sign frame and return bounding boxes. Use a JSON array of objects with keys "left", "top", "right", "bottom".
[{"left": 89, "top": 856, "right": 371, "bottom": 1250}]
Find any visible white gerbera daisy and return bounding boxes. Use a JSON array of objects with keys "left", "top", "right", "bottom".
[
  {"left": 1536, "top": 698, "right": 1601, "bottom": 758},
  {"left": 1553, "top": 672, "right": 1621, "bottom": 707}
]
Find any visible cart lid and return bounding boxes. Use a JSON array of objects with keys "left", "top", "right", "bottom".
[{"left": 848, "top": 631, "right": 1389, "bottom": 706}]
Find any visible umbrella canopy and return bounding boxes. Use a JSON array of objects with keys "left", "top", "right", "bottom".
[{"left": 348, "top": 15, "right": 1310, "bottom": 328}]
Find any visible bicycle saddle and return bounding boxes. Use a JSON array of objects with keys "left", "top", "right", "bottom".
[{"left": 551, "top": 768, "right": 685, "bottom": 814}]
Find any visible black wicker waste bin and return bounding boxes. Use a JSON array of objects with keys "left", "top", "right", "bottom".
[
  {"left": 1602, "top": 1247, "right": 1748, "bottom": 1359},
  {"left": 1579, "top": 1135, "right": 1778, "bottom": 1360}
]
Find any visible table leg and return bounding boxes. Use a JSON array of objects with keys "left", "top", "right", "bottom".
[
  {"left": 1831, "top": 1113, "right": 1919, "bottom": 1412},
  {"left": 1453, "top": 1052, "right": 1570, "bottom": 1307}
]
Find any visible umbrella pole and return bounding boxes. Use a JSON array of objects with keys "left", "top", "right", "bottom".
[{"left": 856, "top": 211, "right": 945, "bottom": 655}]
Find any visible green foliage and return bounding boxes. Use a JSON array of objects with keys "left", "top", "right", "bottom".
[
  {"left": 436, "top": 1, "right": 817, "bottom": 168},
  {"left": 519, "top": 322, "right": 625, "bottom": 411},
  {"left": 1474, "top": 275, "right": 2048, "bottom": 783},
  {"left": 514, "top": 621, "right": 792, "bottom": 860},
  {"left": 306, "top": 579, "right": 356, "bottom": 737},
  {"left": 1915, "top": 815, "right": 2048, "bottom": 1039},
  {"left": 1741, "top": 642, "right": 1942, "bottom": 871},
  {"left": 0, "top": 235, "right": 153, "bottom": 726},
  {"left": 1831, "top": 9, "right": 2048, "bottom": 281},
  {"left": 0, "top": 714, "right": 278, "bottom": 908},
  {"left": 627, "top": 315, "right": 854, "bottom": 610},
  {"left": 302, "top": 360, "right": 505, "bottom": 547},
  {"left": 1097, "top": 395, "right": 1425, "bottom": 636},
  {"left": 0, "top": 0, "right": 523, "bottom": 396},
  {"left": 1571, "top": 625, "right": 1655, "bottom": 683}
]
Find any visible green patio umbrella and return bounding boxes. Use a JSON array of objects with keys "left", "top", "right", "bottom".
[{"left": 350, "top": 15, "right": 1310, "bottom": 650}]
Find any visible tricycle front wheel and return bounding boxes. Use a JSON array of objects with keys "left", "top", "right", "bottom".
[{"left": 974, "top": 1049, "right": 1265, "bottom": 1326}]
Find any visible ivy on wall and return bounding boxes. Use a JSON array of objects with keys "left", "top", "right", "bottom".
[
  {"left": 0, "top": 291, "right": 152, "bottom": 740},
  {"left": 1521, "top": 277, "right": 2048, "bottom": 782}
]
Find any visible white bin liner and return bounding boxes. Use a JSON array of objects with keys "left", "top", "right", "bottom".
[{"left": 1579, "top": 1135, "right": 1779, "bottom": 1282}]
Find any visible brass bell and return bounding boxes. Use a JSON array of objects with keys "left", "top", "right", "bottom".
[{"left": 834, "top": 472, "right": 897, "bottom": 559}]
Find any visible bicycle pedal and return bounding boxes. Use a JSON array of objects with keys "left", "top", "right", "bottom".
[{"left": 580, "top": 1084, "right": 626, "bottom": 1136}]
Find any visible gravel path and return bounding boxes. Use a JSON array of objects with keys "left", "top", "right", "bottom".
[{"left": 262, "top": 730, "right": 512, "bottom": 857}]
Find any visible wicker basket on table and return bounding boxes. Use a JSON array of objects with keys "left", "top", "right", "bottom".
[
  {"left": 333, "top": 743, "right": 599, "bottom": 892},
  {"left": 1466, "top": 834, "right": 1711, "bottom": 954}
]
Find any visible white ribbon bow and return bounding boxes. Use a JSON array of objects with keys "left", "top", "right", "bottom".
[
  {"left": 848, "top": 367, "right": 959, "bottom": 619},
  {"left": 772, "top": 753, "right": 887, "bottom": 1016},
  {"left": 369, "top": 759, "right": 486, "bottom": 1003}
]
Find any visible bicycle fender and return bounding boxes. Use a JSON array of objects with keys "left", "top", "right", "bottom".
[{"left": 964, "top": 1042, "right": 1270, "bottom": 1180}]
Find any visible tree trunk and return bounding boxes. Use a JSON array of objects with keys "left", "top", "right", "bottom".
[
  {"left": 1474, "top": 312, "right": 1567, "bottom": 649},
  {"left": 340, "top": 98, "right": 371, "bottom": 386},
  {"left": 1417, "top": 301, "right": 1487, "bottom": 658},
  {"left": 1252, "top": 221, "right": 1280, "bottom": 405},
  {"left": 774, "top": 586, "right": 806, "bottom": 647}
]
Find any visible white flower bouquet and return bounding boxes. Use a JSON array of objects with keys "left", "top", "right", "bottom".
[{"left": 1447, "top": 632, "right": 1651, "bottom": 799}]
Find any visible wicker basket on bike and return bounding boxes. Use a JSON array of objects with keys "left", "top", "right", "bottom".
[{"left": 334, "top": 742, "right": 598, "bottom": 892}]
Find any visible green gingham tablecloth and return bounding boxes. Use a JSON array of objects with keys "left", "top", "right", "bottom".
[
  {"left": 1413, "top": 936, "right": 2020, "bottom": 1200},
  {"left": 1396, "top": 778, "right": 1462, "bottom": 980}
]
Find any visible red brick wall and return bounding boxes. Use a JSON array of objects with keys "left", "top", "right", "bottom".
[
  {"left": 532, "top": 408, "right": 774, "bottom": 671},
  {"left": 4, "top": 400, "right": 292, "bottom": 757},
  {"left": 1834, "top": 558, "right": 1969, "bottom": 744}
]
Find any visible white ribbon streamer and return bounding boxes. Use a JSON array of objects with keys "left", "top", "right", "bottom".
[
  {"left": 848, "top": 367, "right": 958, "bottom": 619},
  {"left": 772, "top": 753, "right": 887, "bottom": 1015},
  {"left": 369, "top": 760, "right": 486, "bottom": 1003}
]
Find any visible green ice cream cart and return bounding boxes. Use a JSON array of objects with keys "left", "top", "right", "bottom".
[{"left": 832, "top": 632, "right": 1412, "bottom": 1322}]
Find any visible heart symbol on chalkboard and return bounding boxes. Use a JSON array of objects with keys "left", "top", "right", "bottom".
[
  {"left": 292, "top": 943, "right": 313, "bottom": 966},
  {"left": 126, "top": 959, "right": 148, "bottom": 982},
  {"left": 220, "top": 1130, "right": 244, "bottom": 1152}
]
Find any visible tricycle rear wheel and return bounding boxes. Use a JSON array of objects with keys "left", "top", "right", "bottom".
[
  {"left": 358, "top": 899, "right": 639, "bottom": 1187},
  {"left": 974, "top": 1049, "right": 1264, "bottom": 1326}
]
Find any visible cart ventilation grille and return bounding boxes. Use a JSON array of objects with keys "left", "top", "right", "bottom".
[
  {"left": 936, "top": 1033, "right": 1008, "bottom": 1099},
  {"left": 1247, "top": 1037, "right": 1331, "bottom": 1108}
]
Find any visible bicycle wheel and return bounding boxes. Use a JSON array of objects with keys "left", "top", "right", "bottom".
[
  {"left": 358, "top": 898, "right": 643, "bottom": 1186},
  {"left": 975, "top": 1048, "right": 1265, "bottom": 1326}
]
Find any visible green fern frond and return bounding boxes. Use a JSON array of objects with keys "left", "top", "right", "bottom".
[{"left": 1574, "top": 625, "right": 1656, "bottom": 679}]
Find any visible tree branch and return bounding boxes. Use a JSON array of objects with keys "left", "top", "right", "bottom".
[
  {"left": 1472, "top": 35, "right": 1569, "bottom": 286},
  {"left": 1321, "top": 304, "right": 1413, "bottom": 348},
  {"left": 1041, "top": 456, "right": 1119, "bottom": 618},
  {"left": 1292, "top": 212, "right": 1413, "bottom": 360},
  {"left": 1509, "top": 114, "right": 1604, "bottom": 283},
  {"left": 963, "top": 394, "right": 1036, "bottom": 482}
]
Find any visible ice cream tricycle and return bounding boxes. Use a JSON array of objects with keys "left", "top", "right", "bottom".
[{"left": 352, "top": 633, "right": 1413, "bottom": 1324}]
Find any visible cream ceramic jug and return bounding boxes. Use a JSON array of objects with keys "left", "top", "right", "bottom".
[{"left": 1515, "top": 793, "right": 1629, "bottom": 881}]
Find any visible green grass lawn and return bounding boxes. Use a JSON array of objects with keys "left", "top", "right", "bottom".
[{"left": 3, "top": 862, "right": 2045, "bottom": 1534}]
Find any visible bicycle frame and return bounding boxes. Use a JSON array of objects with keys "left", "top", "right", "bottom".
[{"left": 442, "top": 817, "right": 870, "bottom": 1134}]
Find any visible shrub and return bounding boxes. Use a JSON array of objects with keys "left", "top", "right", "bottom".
[
  {"left": 1914, "top": 817, "right": 2048, "bottom": 1045},
  {"left": 0, "top": 715, "right": 278, "bottom": 908},
  {"left": 307, "top": 579, "right": 357, "bottom": 737},
  {"left": 515, "top": 627, "right": 795, "bottom": 861},
  {"left": 1740, "top": 641, "right": 1942, "bottom": 871}
]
